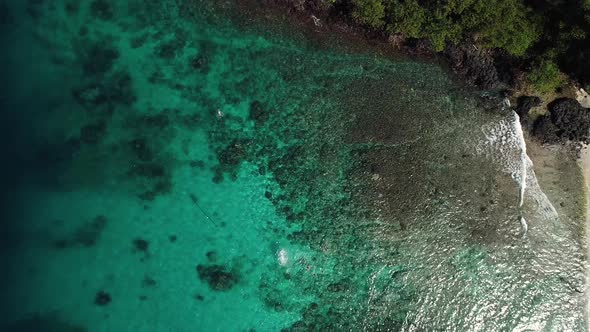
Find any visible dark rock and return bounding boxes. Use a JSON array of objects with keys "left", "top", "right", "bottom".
[
  {"left": 65, "top": 1, "right": 79, "bottom": 16},
  {"left": 142, "top": 276, "right": 157, "bottom": 287},
  {"left": 444, "top": 43, "right": 500, "bottom": 89},
  {"left": 177, "top": 112, "right": 201, "bottom": 128},
  {"left": 77, "top": 215, "right": 108, "bottom": 246},
  {"left": 206, "top": 251, "right": 218, "bottom": 262},
  {"left": 169, "top": 235, "right": 177, "bottom": 242},
  {"left": 128, "top": 163, "right": 166, "bottom": 178},
  {"left": 82, "top": 43, "right": 119, "bottom": 76},
  {"left": 326, "top": 279, "right": 350, "bottom": 292},
  {"left": 90, "top": 0, "right": 114, "bottom": 20},
  {"left": 133, "top": 238, "right": 149, "bottom": 253},
  {"left": 108, "top": 71, "right": 136, "bottom": 106},
  {"left": 218, "top": 140, "right": 247, "bottom": 167},
  {"left": 142, "top": 113, "right": 169, "bottom": 129},
  {"left": 1, "top": 313, "right": 87, "bottom": 332},
  {"left": 212, "top": 169, "right": 224, "bottom": 184},
  {"left": 130, "top": 138, "right": 153, "bottom": 161},
  {"left": 190, "top": 160, "right": 205, "bottom": 168},
  {"left": 189, "top": 55, "right": 208, "bottom": 72},
  {"left": 151, "top": 179, "right": 172, "bottom": 197},
  {"left": 249, "top": 100, "right": 270, "bottom": 125},
  {"left": 54, "top": 215, "right": 108, "bottom": 249},
  {"left": 196, "top": 264, "right": 239, "bottom": 291},
  {"left": 130, "top": 34, "right": 148, "bottom": 48},
  {"left": 194, "top": 294, "right": 204, "bottom": 301},
  {"left": 548, "top": 98, "right": 590, "bottom": 143},
  {"left": 533, "top": 115, "right": 564, "bottom": 144},
  {"left": 79, "top": 26, "right": 88, "bottom": 36},
  {"left": 72, "top": 84, "right": 108, "bottom": 107},
  {"left": 80, "top": 121, "right": 107, "bottom": 144},
  {"left": 155, "top": 29, "right": 187, "bottom": 59},
  {"left": 515, "top": 96, "right": 541, "bottom": 124},
  {"left": 35, "top": 138, "right": 81, "bottom": 167},
  {"left": 72, "top": 72, "right": 135, "bottom": 108},
  {"left": 0, "top": 2, "right": 14, "bottom": 27},
  {"left": 94, "top": 291, "right": 111, "bottom": 306},
  {"left": 534, "top": 98, "right": 590, "bottom": 144}
]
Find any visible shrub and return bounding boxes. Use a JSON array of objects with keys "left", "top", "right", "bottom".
[
  {"left": 527, "top": 59, "right": 563, "bottom": 94},
  {"left": 351, "top": 0, "right": 385, "bottom": 28},
  {"left": 384, "top": 0, "right": 426, "bottom": 38},
  {"left": 473, "top": 0, "right": 540, "bottom": 55}
]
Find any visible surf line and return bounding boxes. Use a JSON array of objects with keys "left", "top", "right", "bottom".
[{"left": 512, "top": 111, "right": 528, "bottom": 237}]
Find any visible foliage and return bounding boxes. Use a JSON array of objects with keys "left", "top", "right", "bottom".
[
  {"left": 472, "top": 0, "right": 540, "bottom": 56},
  {"left": 341, "top": 0, "right": 590, "bottom": 87},
  {"left": 351, "top": 0, "right": 385, "bottom": 28},
  {"left": 349, "top": 0, "right": 540, "bottom": 54},
  {"left": 527, "top": 59, "right": 563, "bottom": 94},
  {"left": 384, "top": 0, "right": 425, "bottom": 38}
]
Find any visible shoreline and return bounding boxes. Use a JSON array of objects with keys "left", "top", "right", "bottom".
[{"left": 580, "top": 146, "right": 590, "bottom": 328}]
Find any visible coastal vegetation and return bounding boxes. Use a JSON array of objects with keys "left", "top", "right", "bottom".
[{"left": 324, "top": 0, "right": 590, "bottom": 94}]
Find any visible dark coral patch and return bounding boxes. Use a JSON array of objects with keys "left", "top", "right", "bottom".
[
  {"left": 54, "top": 215, "right": 108, "bottom": 249},
  {"left": 142, "top": 275, "right": 157, "bottom": 288},
  {"left": 133, "top": 238, "right": 149, "bottom": 253},
  {"left": 80, "top": 121, "right": 107, "bottom": 144},
  {"left": 137, "top": 179, "right": 172, "bottom": 201},
  {"left": 189, "top": 55, "right": 208, "bottom": 72},
  {"left": 130, "top": 138, "right": 153, "bottom": 162},
  {"left": 81, "top": 43, "right": 119, "bottom": 76},
  {"left": 90, "top": 0, "right": 114, "bottom": 21},
  {"left": 248, "top": 100, "right": 270, "bottom": 125},
  {"left": 155, "top": 29, "right": 188, "bottom": 59},
  {"left": 218, "top": 140, "right": 249, "bottom": 167},
  {"left": 1, "top": 313, "right": 87, "bottom": 332},
  {"left": 72, "top": 71, "right": 135, "bottom": 109},
  {"left": 128, "top": 163, "right": 166, "bottom": 178},
  {"left": 196, "top": 264, "right": 239, "bottom": 291},
  {"left": 94, "top": 291, "right": 111, "bottom": 306}
]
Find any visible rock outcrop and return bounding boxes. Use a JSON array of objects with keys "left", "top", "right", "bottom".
[{"left": 533, "top": 98, "right": 590, "bottom": 144}]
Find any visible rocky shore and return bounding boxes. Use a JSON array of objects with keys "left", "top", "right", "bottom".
[{"left": 260, "top": 0, "right": 590, "bottom": 149}]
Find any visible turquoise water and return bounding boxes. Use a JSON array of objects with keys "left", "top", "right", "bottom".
[{"left": 0, "top": 0, "right": 587, "bottom": 331}]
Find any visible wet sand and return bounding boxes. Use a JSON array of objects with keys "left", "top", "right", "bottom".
[{"left": 580, "top": 146, "right": 590, "bottom": 328}]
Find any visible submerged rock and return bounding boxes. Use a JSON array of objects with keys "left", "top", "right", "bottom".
[
  {"left": 80, "top": 121, "right": 107, "bottom": 144},
  {"left": 81, "top": 43, "right": 119, "bottom": 76},
  {"left": 196, "top": 264, "right": 239, "bottom": 291},
  {"left": 94, "top": 291, "right": 111, "bottom": 306},
  {"left": 1, "top": 313, "right": 86, "bottom": 332},
  {"left": 249, "top": 100, "right": 270, "bottom": 125},
  {"left": 90, "top": 0, "right": 114, "bottom": 21}
]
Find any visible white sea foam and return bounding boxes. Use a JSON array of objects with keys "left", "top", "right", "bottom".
[{"left": 477, "top": 112, "right": 558, "bottom": 235}]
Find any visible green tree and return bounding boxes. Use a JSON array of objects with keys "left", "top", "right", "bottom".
[
  {"left": 472, "top": 0, "right": 540, "bottom": 55},
  {"left": 528, "top": 59, "right": 563, "bottom": 93},
  {"left": 352, "top": 0, "right": 385, "bottom": 28},
  {"left": 384, "top": 0, "right": 426, "bottom": 38}
]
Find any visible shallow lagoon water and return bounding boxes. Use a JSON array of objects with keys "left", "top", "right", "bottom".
[{"left": 0, "top": 1, "right": 587, "bottom": 331}]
